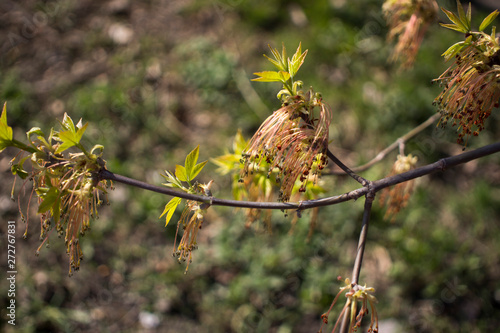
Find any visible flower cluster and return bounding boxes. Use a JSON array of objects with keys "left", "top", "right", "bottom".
[
  {"left": 1, "top": 105, "right": 111, "bottom": 276},
  {"left": 33, "top": 152, "right": 110, "bottom": 275},
  {"left": 160, "top": 146, "right": 211, "bottom": 272},
  {"left": 383, "top": 0, "right": 438, "bottom": 69},
  {"left": 433, "top": 3, "right": 500, "bottom": 145},
  {"left": 172, "top": 195, "right": 211, "bottom": 273},
  {"left": 379, "top": 154, "right": 418, "bottom": 221},
  {"left": 240, "top": 90, "right": 331, "bottom": 202},
  {"left": 320, "top": 278, "right": 379, "bottom": 333}
]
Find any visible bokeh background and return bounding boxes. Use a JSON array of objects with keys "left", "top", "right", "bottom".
[{"left": 1, "top": 0, "right": 500, "bottom": 332}]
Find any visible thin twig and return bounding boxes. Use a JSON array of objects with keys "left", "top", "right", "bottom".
[
  {"left": 326, "top": 148, "right": 370, "bottom": 186},
  {"left": 339, "top": 192, "right": 375, "bottom": 333},
  {"left": 329, "top": 113, "right": 440, "bottom": 175}
]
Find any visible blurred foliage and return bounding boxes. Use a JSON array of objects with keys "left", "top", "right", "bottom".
[{"left": 1, "top": 0, "right": 500, "bottom": 332}]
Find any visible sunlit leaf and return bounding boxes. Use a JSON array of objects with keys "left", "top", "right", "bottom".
[
  {"left": 55, "top": 130, "right": 78, "bottom": 153},
  {"left": 61, "top": 113, "right": 76, "bottom": 133},
  {"left": 441, "top": 7, "right": 468, "bottom": 32},
  {"left": 289, "top": 43, "right": 308, "bottom": 77},
  {"left": 55, "top": 121, "right": 88, "bottom": 153},
  {"left": 159, "top": 197, "right": 182, "bottom": 227},
  {"left": 185, "top": 145, "right": 200, "bottom": 181},
  {"left": 161, "top": 170, "right": 183, "bottom": 189},
  {"left": 11, "top": 155, "right": 30, "bottom": 179},
  {"left": 252, "top": 71, "right": 291, "bottom": 83},
  {"left": 456, "top": 1, "right": 471, "bottom": 32},
  {"left": 191, "top": 160, "right": 208, "bottom": 180},
  {"left": 26, "top": 127, "right": 44, "bottom": 142},
  {"left": 0, "top": 102, "right": 13, "bottom": 152},
  {"left": 38, "top": 187, "right": 60, "bottom": 214},
  {"left": 175, "top": 164, "right": 188, "bottom": 182},
  {"left": 74, "top": 122, "right": 88, "bottom": 143},
  {"left": 439, "top": 23, "right": 468, "bottom": 33},
  {"left": 442, "top": 41, "right": 466, "bottom": 61},
  {"left": 479, "top": 10, "right": 499, "bottom": 31}
]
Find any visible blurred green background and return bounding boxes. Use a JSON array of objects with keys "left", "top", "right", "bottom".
[{"left": 1, "top": 0, "right": 500, "bottom": 332}]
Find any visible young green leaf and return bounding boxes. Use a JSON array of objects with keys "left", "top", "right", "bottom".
[
  {"left": 61, "top": 113, "right": 76, "bottom": 133},
  {"left": 456, "top": 1, "right": 471, "bottom": 32},
  {"left": 26, "top": 127, "right": 44, "bottom": 142},
  {"left": 441, "top": 7, "right": 469, "bottom": 32},
  {"left": 442, "top": 41, "right": 466, "bottom": 61},
  {"left": 175, "top": 164, "right": 188, "bottom": 182},
  {"left": 288, "top": 43, "right": 308, "bottom": 77},
  {"left": 159, "top": 197, "right": 182, "bottom": 227},
  {"left": 55, "top": 122, "right": 88, "bottom": 153},
  {"left": 161, "top": 170, "right": 184, "bottom": 189},
  {"left": 0, "top": 102, "right": 13, "bottom": 152},
  {"left": 38, "top": 187, "right": 60, "bottom": 214},
  {"left": 11, "top": 155, "right": 30, "bottom": 179},
  {"left": 190, "top": 160, "right": 208, "bottom": 180},
  {"left": 185, "top": 145, "right": 200, "bottom": 180},
  {"left": 439, "top": 23, "right": 468, "bottom": 33},
  {"left": 252, "top": 71, "right": 291, "bottom": 83},
  {"left": 479, "top": 10, "right": 499, "bottom": 32}
]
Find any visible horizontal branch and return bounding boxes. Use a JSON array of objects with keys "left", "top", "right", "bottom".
[{"left": 99, "top": 141, "right": 500, "bottom": 211}]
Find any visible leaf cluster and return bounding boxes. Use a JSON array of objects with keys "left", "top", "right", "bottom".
[
  {"left": 252, "top": 43, "right": 308, "bottom": 102},
  {"left": 160, "top": 145, "right": 209, "bottom": 226},
  {"left": 440, "top": 1, "right": 499, "bottom": 61}
]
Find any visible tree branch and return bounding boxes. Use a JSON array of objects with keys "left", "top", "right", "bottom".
[
  {"left": 99, "top": 141, "right": 500, "bottom": 211},
  {"left": 328, "top": 113, "right": 440, "bottom": 175}
]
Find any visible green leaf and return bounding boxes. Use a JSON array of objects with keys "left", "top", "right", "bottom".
[
  {"left": 466, "top": 2, "right": 472, "bottom": 27},
  {"left": 52, "top": 196, "right": 61, "bottom": 224},
  {"left": 288, "top": 43, "right": 308, "bottom": 77},
  {"left": 74, "top": 122, "right": 88, "bottom": 143},
  {"left": 55, "top": 122, "right": 88, "bottom": 153},
  {"left": 185, "top": 145, "right": 200, "bottom": 181},
  {"left": 252, "top": 71, "right": 291, "bottom": 83},
  {"left": 38, "top": 187, "right": 60, "bottom": 214},
  {"left": 479, "top": 10, "right": 499, "bottom": 31},
  {"left": 159, "top": 197, "right": 182, "bottom": 227},
  {"left": 439, "top": 23, "right": 468, "bottom": 33},
  {"left": 441, "top": 7, "right": 468, "bottom": 32},
  {"left": 0, "top": 102, "right": 13, "bottom": 152},
  {"left": 26, "top": 127, "right": 44, "bottom": 141},
  {"left": 11, "top": 156, "right": 30, "bottom": 179},
  {"left": 263, "top": 54, "right": 283, "bottom": 71},
  {"left": 190, "top": 160, "right": 208, "bottom": 180},
  {"left": 61, "top": 113, "right": 76, "bottom": 133},
  {"left": 90, "top": 144, "right": 104, "bottom": 155},
  {"left": 161, "top": 170, "right": 184, "bottom": 189},
  {"left": 55, "top": 130, "right": 78, "bottom": 153},
  {"left": 442, "top": 41, "right": 466, "bottom": 61},
  {"left": 456, "top": 1, "right": 471, "bottom": 32},
  {"left": 175, "top": 164, "right": 188, "bottom": 182}
]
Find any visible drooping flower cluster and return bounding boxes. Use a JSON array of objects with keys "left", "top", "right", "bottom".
[
  {"left": 1, "top": 106, "right": 111, "bottom": 276},
  {"left": 240, "top": 90, "right": 331, "bottom": 202},
  {"left": 319, "top": 278, "right": 379, "bottom": 333},
  {"left": 434, "top": 43, "right": 500, "bottom": 145},
  {"left": 172, "top": 197, "right": 210, "bottom": 272},
  {"left": 433, "top": 4, "right": 500, "bottom": 145},
  {"left": 33, "top": 152, "right": 110, "bottom": 275},
  {"left": 160, "top": 146, "right": 211, "bottom": 272},
  {"left": 379, "top": 154, "right": 418, "bottom": 221},
  {"left": 383, "top": 0, "right": 438, "bottom": 69}
]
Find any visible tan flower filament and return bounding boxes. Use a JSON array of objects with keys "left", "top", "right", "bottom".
[
  {"left": 379, "top": 154, "right": 418, "bottom": 221},
  {"left": 383, "top": 0, "right": 438, "bottom": 69},
  {"left": 240, "top": 90, "right": 331, "bottom": 202},
  {"left": 433, "top": 3, "right": 500, "bottom": 145},
  {"left": 320, "top": 278, "right": 379, "bottom": 333}
]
